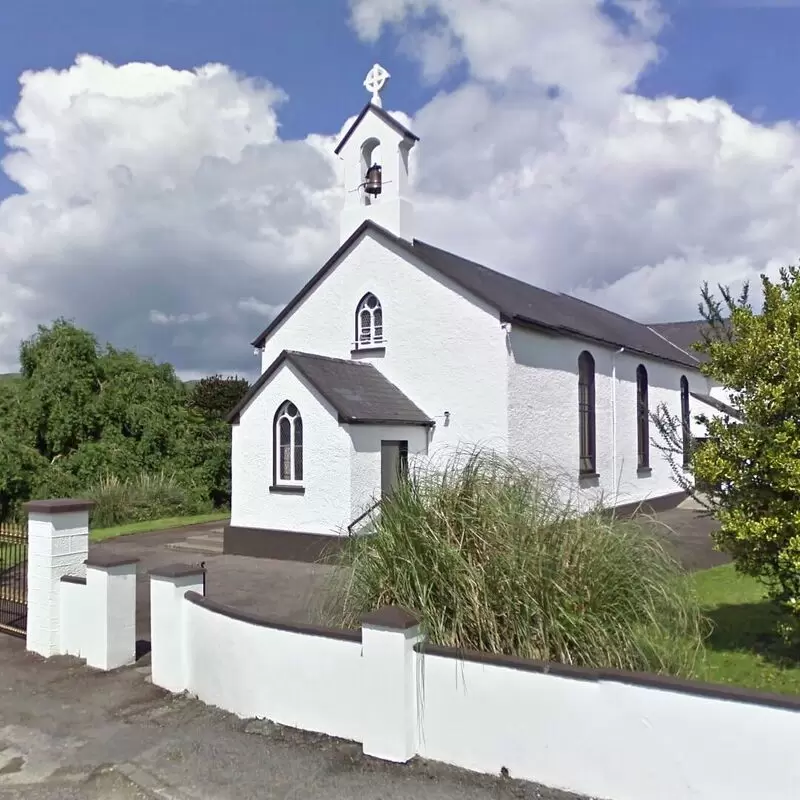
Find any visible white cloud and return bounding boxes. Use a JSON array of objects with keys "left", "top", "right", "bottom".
[
  {"left": 0, "top": 55, "right": 341, "bottom": 375},
  {"left": 1, "top": 2, "right": 800, "bottom": 376},
  {"left": 236, "top": 297, "right": 285, "bottom": 317},
  {"left": 149, "top": 310, "right": 211, "bottom": 325},
  {"left": 349, "top": 0, "right": 800, "bottom": 319}
]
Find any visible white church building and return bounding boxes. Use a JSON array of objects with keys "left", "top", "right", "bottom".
[{"left": 224, "top": 65, "right": 727, "bottom": 560}]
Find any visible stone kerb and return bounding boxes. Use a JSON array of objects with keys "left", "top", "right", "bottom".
[{"left": 24, "top": 498, "right": 94, "bottom": 658}]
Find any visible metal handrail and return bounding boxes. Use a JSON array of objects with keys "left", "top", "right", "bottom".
[{"left": 347, "top": 500, "right": 381, "bottom": 536}]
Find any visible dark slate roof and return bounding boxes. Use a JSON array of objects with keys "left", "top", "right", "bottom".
[
  {"left": 227, "top": 350, "right": 432, "bottom": 426},
  {"left": 250, "top": 220, "right": 701, "bottom": 370},
  {"left": 334, "top": 102, "right": 419, "bottom": 156},
  {"left": 690, "top": 391, "right": 741, "bottom": 420},
  {"left": 398, "top": 238, "right": 700, "bottom": 368},
  {"left": 648, "top": 321, "right": 709, "bottom": 363}
]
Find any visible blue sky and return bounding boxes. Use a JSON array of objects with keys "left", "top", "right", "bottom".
[
  {"left": 0, "top": 0, "right": 449, "bottom": 197},
  {"left": 1, "top": 0, "right": 800, "bottom": 375},
  {"left": 0, "top": 0, "right": 798, "bottom": 195}
]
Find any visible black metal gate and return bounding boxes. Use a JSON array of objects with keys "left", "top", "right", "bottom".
[{"left": 0, "top": 522, "right": 27, "bottom": 637}]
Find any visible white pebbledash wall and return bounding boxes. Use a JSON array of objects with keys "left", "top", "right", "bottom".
[
  {"left": 258, "top": 233, "right": 510, "bottom": 454},
  {"left": 508, "top": 327, "right": 707, "bottom": 508},
  {"left": 348, "top": 424, "right": 429, "bottom": 521},
  {"left": 234, "top": 227, "right": 712, "bottom": 533},
  {"left": 234, "top": 225, "right": 712, "bottom": 532},
  {"left": 231, "top": 362, "right": 352, "bottom": 534},
  {"left": 149, "top": 575, "right": 800, "bottom": 800},
  {"left": 233, "top": 231, "right": 509, "bottom": 534}
]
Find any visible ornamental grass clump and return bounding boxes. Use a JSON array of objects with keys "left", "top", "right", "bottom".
[{"left": 335, "top": 448, "right": 707, "bottom": 676}]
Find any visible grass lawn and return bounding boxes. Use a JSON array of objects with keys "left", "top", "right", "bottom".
[
  {"left": 89, "top": 511, "right": 229, "bottom": 542},
  {"left": 691, "top": 563, "right": 800, "bottom": 695}
]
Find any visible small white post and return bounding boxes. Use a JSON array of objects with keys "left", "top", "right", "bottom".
[
  {"left": 25, "top": 498, "right": 93, "bottom": 658},
  {"left": 149, "top": 564, "right": 205, "bottom": 693},
  {"left": 361, "top": 606, "right": 423, "bottom": 762},
  {"left": 83, "top": 554, "right": 139, "bottom": 670}
]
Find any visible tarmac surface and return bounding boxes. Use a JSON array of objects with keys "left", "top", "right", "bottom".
[
  {"left": 88, "top": 501, "right": 727, "bottom": 645},
  {"left": 0, "top": 635, "right": 588, "bottom": 800},
  {"left": 87, "top": 522, "right": 340, "bottom": 642}
]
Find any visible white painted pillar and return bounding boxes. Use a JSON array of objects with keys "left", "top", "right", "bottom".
[
  {"left": 59, "top": 575, "right": 87, "bottom": 657},
  {"left": 24, "top": 498, "right": 93, "bottom": 658},
  {"left": 149, "top": 564, "right": 205, "bottom": 693},
  {"left": 83, "top": 554, "right": 139, "bottom": 670},
  {"left": 361, "top": 606, "right": 423, "bottom": 762}
]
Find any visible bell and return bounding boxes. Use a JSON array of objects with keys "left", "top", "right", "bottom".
[{"left": 364, "top": 163, "right": 382, "bottom": 196}]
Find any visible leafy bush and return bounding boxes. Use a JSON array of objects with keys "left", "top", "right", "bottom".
[
  {"left": 87, "top": 471, "right": 212, "bottom": 529},
  {"left": 334, "top": 449, "right": 707, "bottom": 676},
  {"left": 653, "top": 268, "right": 800, "bottom": 639}
]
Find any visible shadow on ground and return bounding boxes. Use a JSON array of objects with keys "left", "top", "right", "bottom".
[{"left": 705, "top": 601, "right": 800, "bottom": 667}]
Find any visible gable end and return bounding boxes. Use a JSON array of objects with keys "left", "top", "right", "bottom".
[
  {"left": 250, "top": 221, "right": 377, "bottom": 349},
  {"left": 334, "top": 102, "right": 419, "bottom": 156}
]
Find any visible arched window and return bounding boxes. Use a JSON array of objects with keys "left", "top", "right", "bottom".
[
  {"left": 578, "top": 351, "right": 596, "bottom": 475},
  {"left": 274, "top": 401, "right": 303, "bottom": 484},
  {"left": 680, "top": 376, "right": 691, "bottom": 468},
  {"left": 355, "top": 293, "right": 384, "bottom": 348},
  {"left": 636, "top": 365, "right": 650, "bottom": 470}
]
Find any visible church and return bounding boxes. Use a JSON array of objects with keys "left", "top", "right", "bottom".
[{"left": 223, "top": 65, "right": 727, "bottom": 560}]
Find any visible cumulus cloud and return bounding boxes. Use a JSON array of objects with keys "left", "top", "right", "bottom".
[
  {"left": 349, "top": 0, "right": 800, "bottom": 318},
  {"left": 0, "top": 55, "right": 341, "bottom": 375},
  {"left": 1, "top": 1, "right": 800, "bottom": 376}
]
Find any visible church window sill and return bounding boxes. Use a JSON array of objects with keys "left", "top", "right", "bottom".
[
  {"left": 579, "top": 471, "right": 600, "bottom": 481},
  {"left": 270, "top": 485, "right": 305, "bottom": 495},
  {"left": 351, "top": 346, "right": 386, "bottom": 357},
  {"left": 637, "top": 467, "right": 653, "bottom": 477}
]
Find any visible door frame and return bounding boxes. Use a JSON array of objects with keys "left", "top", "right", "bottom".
[{"left": 380, "top": 439, "right": 409, "bottom": 498}]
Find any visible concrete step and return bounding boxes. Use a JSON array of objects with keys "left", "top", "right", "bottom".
[{"left": 166, "top": 532, "right": 224, "bottom": 556}]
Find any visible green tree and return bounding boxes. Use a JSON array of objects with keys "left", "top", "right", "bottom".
[
  {"left": 0, "top": 319, "right": 234, "bottom": 520},
  {"left": 183, "top": 375, "right": 247, "bottom": 507},
  {"left": 187, "top": 374, "right": 249, "bottom": 420},
  {"left": 653, "top": 266, "right": 800, "bottom": 631}
]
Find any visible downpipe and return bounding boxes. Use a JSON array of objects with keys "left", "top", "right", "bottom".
[{"left": 611, "top": 347, "right": 625, "bottom": 501}]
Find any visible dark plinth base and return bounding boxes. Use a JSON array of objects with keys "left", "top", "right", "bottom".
[{"left": 223, "top": 525, "right": 348, "bottom": 564}]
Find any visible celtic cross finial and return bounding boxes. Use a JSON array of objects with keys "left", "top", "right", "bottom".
[{"left": 364, "top": 63, "right": 390, "bottom": 107}]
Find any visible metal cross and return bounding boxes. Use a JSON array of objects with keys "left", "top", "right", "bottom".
[{"left": 363, "top": 63, "right": 390, "bottom": 107}]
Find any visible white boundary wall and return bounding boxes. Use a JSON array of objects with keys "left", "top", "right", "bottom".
[
  {"left": 149, "top": 569, "right": 800, "bottom": 800},
  {"left": 24, "top": 498, "right": 138, "bottom": 671}
]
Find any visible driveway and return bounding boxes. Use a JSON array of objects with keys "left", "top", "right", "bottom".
[
  {"left": 88, "top": 499, "right": 728, "bottom": 646},
  {"left": 0, "top": 635, "right": 586, "bottom": 800},
  {"left": 89, "top": 523, "right": 340, "bottom": 643},
  {"left": 642, "top": 498, "right": 729, "bottom": 572}
]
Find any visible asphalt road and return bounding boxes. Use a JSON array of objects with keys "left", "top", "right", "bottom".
[{"left": 0, "top": 636, "right": 591, "bottom": 800}]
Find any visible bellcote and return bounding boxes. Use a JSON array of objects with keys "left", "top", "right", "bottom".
[{"left": 335, "top": 64, "right": 419, "bottom": 244}]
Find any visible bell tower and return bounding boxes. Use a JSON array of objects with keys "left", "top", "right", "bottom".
[{"left": 335, "top": 64, "right": 419, "bottom": 244}]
